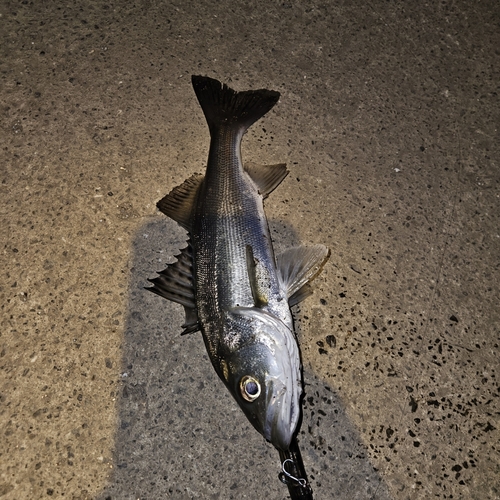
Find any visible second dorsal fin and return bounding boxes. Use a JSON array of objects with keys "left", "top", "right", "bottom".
[{"left": 156, "top": 173, "right": 204, "bottom": 231}]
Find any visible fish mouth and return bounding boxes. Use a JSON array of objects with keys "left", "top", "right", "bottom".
[{"left": 264, "top": 377, "right": 299, "bottom": 451}]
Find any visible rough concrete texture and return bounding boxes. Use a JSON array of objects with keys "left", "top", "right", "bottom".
[{"left": 1, "top": 1, "right": 498, "bottom": 499}]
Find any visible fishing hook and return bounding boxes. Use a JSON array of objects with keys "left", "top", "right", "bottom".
[{"left": 279, "top": 458, "right": 308, "bottom": 488}]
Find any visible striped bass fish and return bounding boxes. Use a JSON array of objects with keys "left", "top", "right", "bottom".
[{"left": 148, "top": 75, "right": 329, "bottom": 452}]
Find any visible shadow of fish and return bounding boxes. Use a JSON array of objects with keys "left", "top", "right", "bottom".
[{"left": 147, "top": 75, "right": 328, "bottom": 489}]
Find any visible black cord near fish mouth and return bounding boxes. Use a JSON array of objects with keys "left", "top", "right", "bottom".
[{"left": 277, "top": 435, "right": 314, "bottom": 499}]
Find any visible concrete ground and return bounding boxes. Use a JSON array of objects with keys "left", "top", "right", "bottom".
[{"left": 1, "top": 1, "right": 498, "bottom": 499}]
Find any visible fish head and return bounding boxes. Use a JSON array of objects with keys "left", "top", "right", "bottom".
[{"left": 219, "top": 307, "right": 302, "bottom": 451}]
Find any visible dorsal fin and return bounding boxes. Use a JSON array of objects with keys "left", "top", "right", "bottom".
[
  {"left": 276, "top": 245, "right": 330, "bottom": 305},
  {"left": 246, "top": 245, "right": 271, "bottom": 308},
  {"left": 244, "top": 163, "right": 289, "bottom": 198},
  {"left": 146, "top": 240, "right": 200, "bottom": 335},
  {"left": 156, "top": 173, "right": 203, "bottom": 231}
]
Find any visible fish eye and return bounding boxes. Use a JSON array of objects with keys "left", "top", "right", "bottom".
[{"left": 239, "top": 375, "right": 261, "bottom": 402}]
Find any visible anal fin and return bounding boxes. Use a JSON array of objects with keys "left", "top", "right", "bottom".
[
  {"left": 244, "top": 163, "right": 288, "bottom": 198},
  {"left": 146, "top": 240, "right": 200, "bottom": 335}
]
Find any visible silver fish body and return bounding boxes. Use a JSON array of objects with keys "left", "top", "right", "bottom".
[{"left": 148, "top": 76, "right": 329, "bottom": 451}]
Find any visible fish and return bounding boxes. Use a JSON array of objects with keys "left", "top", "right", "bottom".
[{"left": 147, "top": 75, "right": 329, "bottom": 453}]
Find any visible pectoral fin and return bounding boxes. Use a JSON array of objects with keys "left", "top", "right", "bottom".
[
  {"left": 277, "top": 245, "right": 330, "bottom": 306},
  {"left": 157, "top": 173, "right": 204, "bottom": 231},
  {"left": 244, "top": 163, "right": 288, "bottom": 198},
  {"left": 246, "top": 245, "right": 271, "bottom": 307},
  {"left": 146, "top": 240, "right": 200, "bottom": 335}
]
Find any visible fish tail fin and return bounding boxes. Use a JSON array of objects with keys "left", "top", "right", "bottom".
[{"left": 191, "top": 75, "right": 280, "bottom": 134}]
